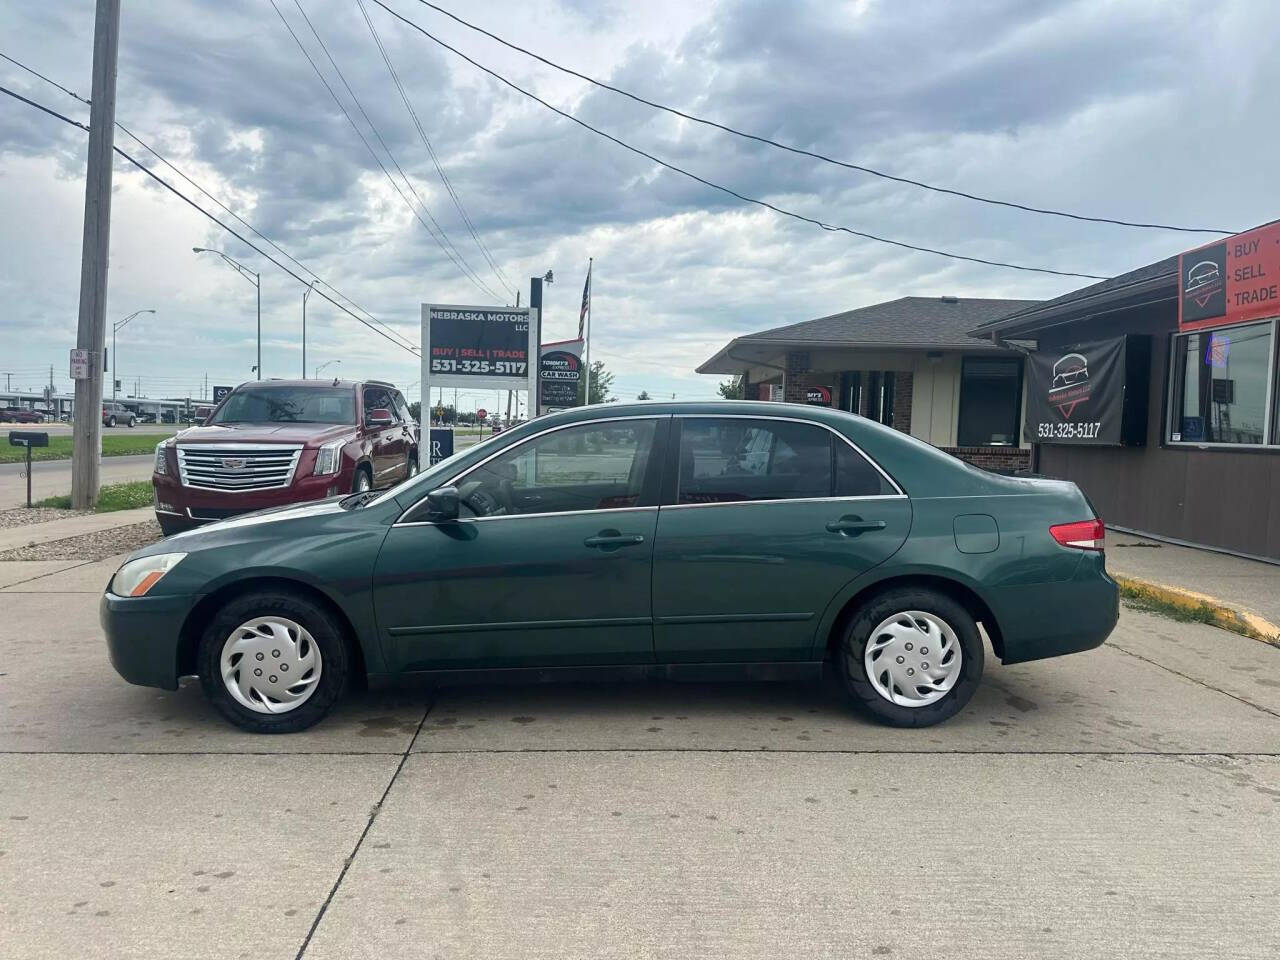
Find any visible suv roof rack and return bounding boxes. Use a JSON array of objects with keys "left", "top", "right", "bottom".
[{"left": 363, "top": 379, "right": 397, "bottom": 389}]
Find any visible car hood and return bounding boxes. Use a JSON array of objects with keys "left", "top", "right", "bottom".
[{"left": 173, "top": 422, "right": 356, "bottom": 446}]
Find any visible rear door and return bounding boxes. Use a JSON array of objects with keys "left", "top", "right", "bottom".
[{"left": 652, "top": 415, "right": 911, "bottom": 662}]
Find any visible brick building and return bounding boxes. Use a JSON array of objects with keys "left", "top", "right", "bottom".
[{"left": 697, "top": 296, "right": 1036, "bottom": 472}]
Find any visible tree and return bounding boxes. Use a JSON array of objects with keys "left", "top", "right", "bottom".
[
  {"left": 578, "top": 360, "right": 615, "bottom": 405},
  {"left": 718, "top": 375, "right": 744, "bottom": 400},
  {"left": 408, "top": 401, "right": 421, "bottom": 422},
  {"left": 636, "top": 390, "right": 651, "bottom": 400}
]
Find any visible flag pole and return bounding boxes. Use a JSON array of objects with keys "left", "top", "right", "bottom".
[{"left": 582, "top": 257, "right": 593, "bottom": 405}]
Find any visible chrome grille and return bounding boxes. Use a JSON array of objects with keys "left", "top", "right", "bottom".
[{"left": 177, "top": 444, "right": 303, "bottom": 492}]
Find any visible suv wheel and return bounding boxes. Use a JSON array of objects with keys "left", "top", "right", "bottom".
[
  {"left": 197, "top": 590, "right": 349, "bottom": 733},
  {"left": 837, "top": 587, "right": 983, "bottom": 728},
  {"left": 405, "top": 452, "right": 419, "bottom": 479},
  {"left": 106, "top": 415, "right": 116, "bottom": 427},
  {"left": 126, "top": 416, "right": 135, "bottom": 428},
  {"left": 352, "top": 466, "right": 373, "bottom": 493}
]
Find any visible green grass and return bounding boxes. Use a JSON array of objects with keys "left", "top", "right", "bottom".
[
  {"left": 36, "top": 480, "right": 154, "bottom": 513},
  {"left": 0, "top": 432, "right": 172, "bottom": 463}
]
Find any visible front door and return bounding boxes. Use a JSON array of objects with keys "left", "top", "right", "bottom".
[
  {"left": 363, "top": 385, "right": 403, "bottom": 485},
  {"left": 653, "top": 416, "right": 910, "bottom": 662},
  {"left": 373, "top": 416, "right": 667, "bottom": 671}
]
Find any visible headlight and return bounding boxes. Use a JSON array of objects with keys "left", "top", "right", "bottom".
[
  {"left": 153, "top": 440, "right": 169, "bottom": 475},
  {"left": 110, "top": 553, "right": 186, "bottom": 597},
  {"left": 312, "top": 437, "right": 348, "bottom": 476}
]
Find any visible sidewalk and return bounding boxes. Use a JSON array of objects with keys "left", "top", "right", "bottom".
[
  {"left": 1107, "top": 531, "right": 1280, "bottom": 642},
  {"left": 0, "top": 507, "right": 154, "bottom": 553}
]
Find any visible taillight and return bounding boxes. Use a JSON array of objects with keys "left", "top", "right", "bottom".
[{"left": 1049, "top": 519, "right": 1105, "bottom": 551}]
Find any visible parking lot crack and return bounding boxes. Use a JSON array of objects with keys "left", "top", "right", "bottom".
[
  {"left": 1107, "top": 641, "right": 1280, "bottom": 720},
  {"left": 294, "top": 698, "right": 434, "bottom": 960}
]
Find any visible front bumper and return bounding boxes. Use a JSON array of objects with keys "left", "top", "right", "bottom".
[
  {"left": 100, "top": 590, "right": 198, "bottom": 690},
  {"left": 154, "top": 468, "right": 350, "bottom": 528},
  {"left": 989, "top": 553, "right": 1120, "bottom": 665}
]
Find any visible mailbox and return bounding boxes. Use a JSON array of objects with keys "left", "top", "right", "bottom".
[{"left": 8, "top": 431, "right": 49, "bottom": 448}]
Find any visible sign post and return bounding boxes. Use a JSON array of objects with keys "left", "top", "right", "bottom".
[
  {"left": 9, "top": 431, "right": 49, "bottom": 508},
  {"left": 421, "top": 303, "right": 538, "bottom": 424}
]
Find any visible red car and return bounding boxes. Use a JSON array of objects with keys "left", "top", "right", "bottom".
[
  {"left": 152, "top": 379, "right": 419, "bottom": 535},
  {"left": 0, "top": 406, "right": 44, "bottom": 424}
]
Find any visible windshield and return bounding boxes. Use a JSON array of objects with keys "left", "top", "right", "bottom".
[{"left": 210, "top": 385, "right": 356, "bottom": 425}]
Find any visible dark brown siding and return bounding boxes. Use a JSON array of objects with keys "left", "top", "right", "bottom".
[{"left": 1034, "top": 299, "right": 1280, "bottom": 560}]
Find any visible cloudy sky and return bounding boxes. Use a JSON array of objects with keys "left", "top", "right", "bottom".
[{"left": 0, "top": 0, "right": 1276, "bottom": 410}]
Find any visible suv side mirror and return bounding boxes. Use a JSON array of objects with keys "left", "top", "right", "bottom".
[
  {"left": 425, "top": 486, "right": 459, "bottom": 521},
  {"left": 366, "top": 407, "right": 394, "bottom": 427}
]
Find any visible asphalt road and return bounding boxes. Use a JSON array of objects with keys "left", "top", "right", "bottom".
[
  {"left": 0, "top": 454, "right": 155, "bottom": 508},
  {"left": 0, "top": 554, "right": 1276, "bottom": 959}
]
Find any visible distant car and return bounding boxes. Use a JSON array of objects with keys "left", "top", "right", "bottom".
[
  {"left": 150, "top": 378, "right": 419, "bottom": 535},
  {"left": 135, "top": 412, "right": 157, "bottom": 425},
  {"left": 105, "top": 401, "right": 1119, "bottom": 733},
  {"left": 0, "top": 406, "right": 43, "bottom": 423},
  {"left": 192, "top": 406, "right": 214, "bottom": 424},
  {"left": 102, "top": 401, "right": 137, "bottom": 428}
]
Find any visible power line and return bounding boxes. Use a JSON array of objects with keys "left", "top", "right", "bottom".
[
  {"left": 270, "top": 0, "right": 502, "bottom": 303},
  {"left": 0, "top": 82, "right": 422, "bottom": 357},
  {"left": 0, "top": 51, "right": 418, "bottom": 353},
  {"left": 354, "top": 0, "right": 516, "bottom": 297},
  {"left": 371, "top": 0, "right": 1109, "bottom": 281},
  {"left": 406, "top": 0, "right": 1236, "bottom": 237}
]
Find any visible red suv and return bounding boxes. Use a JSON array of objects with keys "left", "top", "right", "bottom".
[{"left": 152, "top": 379, "right": 419, "bottom": 535}]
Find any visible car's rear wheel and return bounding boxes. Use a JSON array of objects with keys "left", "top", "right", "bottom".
[
  {"left": 126, "top": 417, "right": 135, "bottom": 428},
  {"left": 352, "top": 466, "right": 373, "bottom": 493},
  {"left": 197, "top": 591, "right": 348, "bottom": 733},
  {"left": 837, "top": 587, "right": 983, "bottom": 727}
]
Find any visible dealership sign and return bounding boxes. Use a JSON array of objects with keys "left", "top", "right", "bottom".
[
  {"left": 1179, "top": 220, "right": 1280, "bottom": 332},
  {"left": 1025, "top": 336, "right": 1128, "bottom": 445},
  {"left": 539, "top": 339, "right": 584, "bottom": 411},
  {"left": 421, "top": 303, "right": 538, "bottom": 396}
]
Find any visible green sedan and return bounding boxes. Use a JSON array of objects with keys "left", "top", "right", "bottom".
[{"left": 101, "top": 401, "right": 1118, "bottom": 733}]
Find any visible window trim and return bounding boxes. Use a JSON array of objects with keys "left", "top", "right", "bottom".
[
  {"left": 396, "top": 415, "right": 668, "bottom": 525},
  {"left": 665, "top": 413, "right": 905, "bottom": 508},
  {"left": 1164, "top": 316, "right": 1279, "bottom": 450},
  {"left": 955, "top": 354, "right": 1024, "bottom": 448}
]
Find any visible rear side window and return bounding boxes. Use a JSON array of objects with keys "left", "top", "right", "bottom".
[{"left": 677, "top": 418, "right": 894, "bottom": 504}]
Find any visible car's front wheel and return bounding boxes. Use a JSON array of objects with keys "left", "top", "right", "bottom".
[
  {"left": 197, "top": 590, "right": 349, "bottom": 733},
  {"left": 405, "top": 451, "right": 418, "bottom": 480},
  {"left": 106, "top": 415, "right": 116, "bottom": 427},
  {"left": 352, "top": 466, "right": 373, "bottom": 493},
  {"left": 837, "top": 587, "right": 983, "bottom": 727}
]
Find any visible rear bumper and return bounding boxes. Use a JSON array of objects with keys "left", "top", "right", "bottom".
[
  {"left": 100, "top": 591, "right": 198, "bottom": 690},
  {"left": 154, "top": 468, "right": 351, "bottom": 529},
  {"left": 989, "top": 554, "right": 1119, "bottom": 665}
]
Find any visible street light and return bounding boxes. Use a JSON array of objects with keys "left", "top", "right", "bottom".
[
  {"left": 193, "top": 246, "right": 261, "bottom": 379},
  {"left": 111, "top": 309, "right": 155, "bottom": 401},
  {"left": 302, "top": 280, "right": 319, "bottom": 378},
  {"left": 315, "top": 359, "right": 341, "bottom": 379}
]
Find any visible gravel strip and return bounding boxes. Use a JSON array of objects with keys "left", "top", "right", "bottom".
[
  {"left": 0, "top": 506, "right": 92, "bottom": 529},
  {"left": 0, "top": 520, "right": 164, "bottom": 561}
]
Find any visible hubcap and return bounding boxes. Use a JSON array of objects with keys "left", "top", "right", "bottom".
[
  {"left": 863, "top": 610, "right": 962, "bottom": 708},
  {"left": 219, "top": 616, "right": 322, "bottom": 714}
]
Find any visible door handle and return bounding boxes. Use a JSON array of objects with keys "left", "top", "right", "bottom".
[
  {"left": 826, "top": 517, "right": 886, "bottom": 536},
  {"left": 584, "top": 534, "right": 645, "bottom": 548}
]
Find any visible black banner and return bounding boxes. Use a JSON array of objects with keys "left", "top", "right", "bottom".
[
  {"left": 427, "top": 306, "right": 529, "bottom": 381},
  {"left": 427, "top": 427, "right": 454, "bottom": 466},
  {"left": 1025, "top": 336, "right": 1127, "bottom": 445},
  {"left": 539, "top": 345, "right": 583, "bottom": 410}
]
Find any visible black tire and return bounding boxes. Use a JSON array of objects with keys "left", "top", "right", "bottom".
[
  {"left": 156, "top": 513, "right": 188, "bottom": 537},
  {"left": 126, "top": 417, "right": 135, "bottom": 428},
  {"left": 405, "top": 450, "right": 419, "bottom": 480},
  {"left": 351, "top": 465, "right": 373, "bottom": 493},
  {"left": 107, "top": 415, "right": 116, "bottom": 427},
  {"left": 197, "top": 590, "right": 349, "bottom": 733},
  {"left": 837, "top": 587, "right": 984, "bottom": 727}
]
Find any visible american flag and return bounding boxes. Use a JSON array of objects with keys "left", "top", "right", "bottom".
[{"left": 577, "top": 260, "right": 592, "bottom": 340}]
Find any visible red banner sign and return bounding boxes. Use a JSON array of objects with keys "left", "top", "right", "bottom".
[{"left": 1179, "top": 220, "right": 1280, "bottom": 332}]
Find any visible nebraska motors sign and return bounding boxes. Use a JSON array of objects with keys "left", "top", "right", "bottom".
[
  {"left": 421, "top": 302, "right": 538, "bottom": 399},
  {"left": 1179, "top": 220, "right": 1280, "bottom": 332},
  {"left": 1025, "top": 336, "right": 1127, "bottom": 445}
]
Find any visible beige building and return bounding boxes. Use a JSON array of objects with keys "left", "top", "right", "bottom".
[{"left": 697, "top": 296, "right": 1037, "bottom": 471}]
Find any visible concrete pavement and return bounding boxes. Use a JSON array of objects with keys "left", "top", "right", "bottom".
[
  {"left": 0, "top": 454, "right": 154, "bottom": 508},
  {"left": 0, "top": 507, "right": 155, "bottom": 552},
  {"left": 0, "top": 558, "right": 1277, "bottom": 959}
]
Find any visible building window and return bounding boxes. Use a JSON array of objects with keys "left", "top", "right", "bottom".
[
  {"left": 1168, "top": 319, "right": 1276, "bottom": 446},
  {"left": 957, "top": 356, "right": 1022, "bottom": 447}
]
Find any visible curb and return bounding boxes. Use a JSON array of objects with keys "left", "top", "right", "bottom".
[{"left": 1115, "top": 574, "right": 1280, "bottom": 649}]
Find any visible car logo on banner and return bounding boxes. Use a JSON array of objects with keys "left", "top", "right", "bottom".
[{"left": 1048, "top": 352, "right": 1090, "bottom": 419}]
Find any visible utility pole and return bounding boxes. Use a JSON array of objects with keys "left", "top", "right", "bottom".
[
  {"left": 71, "top": 0, "right": 121, "bottom": 509},
  {"left": 302, "top": 279, "right": 318, "bottom": 378}
]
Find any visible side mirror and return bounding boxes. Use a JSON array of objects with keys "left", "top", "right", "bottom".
[
  {"left": 366, "top": 407, "right": 394, "bottom": 427},
  {"left": 425, "top": 485, "right": 459, "bottom": 521}
]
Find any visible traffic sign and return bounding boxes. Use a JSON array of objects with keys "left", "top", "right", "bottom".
[
  {"left": 476, "top": 408, "right": 488, "bottom": 421},
  {"left": 69, "top": 348, "right": 91, "bottom": 380}
]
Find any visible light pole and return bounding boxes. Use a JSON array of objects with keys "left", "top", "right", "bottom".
[
  {"left": 302, "top": 280, "right": 318, "bottom": 378},
  {"left": 315, "top": 359, "right": 341, "bottom": 379},
  {"left": 111, "top": 309, "right": 154, "bottom": 401},
  {"left": 193, "top": 247, "right": 261, "bottom": 379}
]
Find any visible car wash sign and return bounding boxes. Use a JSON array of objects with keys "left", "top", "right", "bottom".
[
  {"left": 1025, "top": 336, "right": 1127, "bottom": 445},
  {"left": 422, "top": 303, "right": 538, "bottom": 398},
  {"left": 1179, "top": 220, "right": 1280, "bottom": 332},
  {"left": 539, "top": 339, "right": 583, "bottom": 411}
]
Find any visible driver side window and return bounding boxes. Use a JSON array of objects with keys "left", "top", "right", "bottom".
[{"left": 458, "top": 419, "right": 658, "bottom": 517}]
